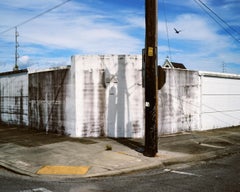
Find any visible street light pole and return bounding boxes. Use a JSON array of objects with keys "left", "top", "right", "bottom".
[{"left": 143, "top": 0, "right": 158, "bottom": 157}]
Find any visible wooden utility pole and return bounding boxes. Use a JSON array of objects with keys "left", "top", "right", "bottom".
[{"left": 143, "top": 0, "right": 159, "bottom": 157}]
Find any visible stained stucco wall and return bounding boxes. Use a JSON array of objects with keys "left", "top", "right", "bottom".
[
  {"left": 0, "top": 70, "right": 28, "bottom": 126},
  {"left": 72, "top": 55, "right": 144, "bottom": 138},
  {"left": 28, "top": 67, "right": 70, "bottom": 134},
  {"left": 158, "top": 69, "right": 201, "bottom": 134},
  {"left": 71, "top": 55, "right": 106, "bottom": 137},
  {"left": 1, "top": 56, "right": 240, "bottom": 138},
  {"left": 158, "top": 70, "right": 240, "bottom": 134}
]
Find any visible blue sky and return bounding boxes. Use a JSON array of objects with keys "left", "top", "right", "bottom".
[{"left": 0, "top": 0, "right": 240, "bottom": 73}]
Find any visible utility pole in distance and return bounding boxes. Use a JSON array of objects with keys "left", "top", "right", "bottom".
[
  {"left": 13, "top": 27, "right": 19, "bottom": 71},
  {"left": 143, "top": 0, "right": 159, "bottom": 157}
]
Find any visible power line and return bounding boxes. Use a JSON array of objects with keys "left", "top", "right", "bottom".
[
  {"left": 197, "top": 0, "right": 240, "bottom": 37},
  {"left": 0, "top": 57, "right": 14, "bottom": 59},
  {"left": 193, "top": 0, "right": 240, "bottom": 44},
  {"left": 0, "top": 0, "right": 71, "bottom": 35},
  {"left": 162, "top": 0, "right": 172, "bottom": 60}
]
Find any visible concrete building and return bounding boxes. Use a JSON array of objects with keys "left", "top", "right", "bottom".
[{"left": 0, "top": 55, "right": 240, "bottom": 138}]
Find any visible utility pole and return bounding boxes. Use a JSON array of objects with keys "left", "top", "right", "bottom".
[
  {"left": 222, "top": 62, "right": 226, "bottom": 73},
  {"left": 143, "top": 0, "right": 159, "bottom": 157},
  {"left": 13, "top": 27, "right": 19, "bottom": 71}
]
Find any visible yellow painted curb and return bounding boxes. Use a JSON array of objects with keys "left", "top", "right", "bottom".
[{"left": 37, "top": 166, "right": 90, "bottom": 175}]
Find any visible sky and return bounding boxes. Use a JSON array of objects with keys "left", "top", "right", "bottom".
[{"left": 0, "top": 0, "right": 240, "bottom": 73}]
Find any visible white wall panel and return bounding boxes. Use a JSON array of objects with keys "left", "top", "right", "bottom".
[
  {"left": 201, "top": 111, "right": 240, "bottom": 130},
  {"left": 202, "top": 76, "right": 240, "bottom": 94},
  {"left": 202, "top": 95, "right": 240, "bottom": 112},
  {"left": 200, "top": 73, "right": 240, "bottom": 130}
]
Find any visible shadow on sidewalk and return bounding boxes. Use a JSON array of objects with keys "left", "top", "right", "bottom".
[
  {"left": 0, "top": 125, "right": 98, "bottom": 147},
  {"left": 113, "top": 138, "right": 145, "bottom": 153}
]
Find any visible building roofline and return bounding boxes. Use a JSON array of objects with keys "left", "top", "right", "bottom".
[
  {"left": 199, "top": 71, "right": 240, "bottom": 79},
  {"left": 0, "top": 69, "right": 28, "bottom": 76},
  {"left": 28, "top": 65, "right": 71, "bottom": 74}
]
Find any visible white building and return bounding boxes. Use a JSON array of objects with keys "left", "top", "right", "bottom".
[{"left": 0, "top": 55, "right": 239, "bottom": 138}]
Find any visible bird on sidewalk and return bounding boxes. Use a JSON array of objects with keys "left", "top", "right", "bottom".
[{"left": 174, "top": 28, "right": 182, "bottom": 34}]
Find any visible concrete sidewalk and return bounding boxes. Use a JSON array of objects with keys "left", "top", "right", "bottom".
[{"left": 0, "top": 125, "right": 239, "bottom": 178}]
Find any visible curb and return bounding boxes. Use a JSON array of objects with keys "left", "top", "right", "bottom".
[
  {"left": 162, "top": 146, "right": 240, "bottom": 167},
  {"left": 1, "top": 146, "right": 239, "bottom": 178},
  {"left": 85, "top": 161, "right": 164, "bottom": 178},
  {"left": 87, "top": 146, "right": 240, "bottom": 178},
  {"left": 0, "top": 161, "right": 37, "bottom": 177}
]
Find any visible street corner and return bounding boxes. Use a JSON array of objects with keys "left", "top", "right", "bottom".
[{"left": 36, "top": 165, "right": 90, "bottom": 175}]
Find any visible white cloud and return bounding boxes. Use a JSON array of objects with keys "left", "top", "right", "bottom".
[
  {"left": 0, "top": 0, "right": 239, "bottom": 74},
  {"left": 159, "top": 14, "right": 219, "bottom": 41},
  {"left": 9, "top": 1, "right": 142, "bottom": 55},
  {"left": 19, "top": 55, "right": 29, "bottom": 64},
  {"left": 157, "top": 10, "right": 240, "bottom": 73}
]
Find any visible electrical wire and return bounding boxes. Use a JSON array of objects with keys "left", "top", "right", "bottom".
[
  {"left": 162, "top": 0, "right": 172, "bottom": 60},
  {"left": 197, "top": 0, "right": 240, "bottom": 37},
  {"left": 0, "top": 0, "right": 71, "bottom": 35},
  {"left": 193, "top": 0, "right": 240, "bottom": 44}
]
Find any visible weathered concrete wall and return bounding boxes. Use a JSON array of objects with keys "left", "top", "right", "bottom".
[
  {"left": 158, "top": 69, "right": 201, "bottom": 135},
  {"left": 71, "top": 55, "right": 106, "bottom": 137},
  {"left": 200, "top": 72, "right": 240, "bottom": 130},
  {"left": 104, "top": 55, "right": 143, "bottom": 138},
  {"left": 158, "top": 69, "right": 240, "bottom": 134},
  {"left": 1, "top": 55, "right": 240, "bottom": 138},
  {"left": 0, "top": 70, "right": 28, "bottom": 126},
  {"left": 28, "top": 67, "right": 70, "bottom": 134},
  {"left": 64, "top": 65, "right": 76, "bottom": 136},
  {"left": 72, "top": 55, "right": 144, "bottom": 138}
]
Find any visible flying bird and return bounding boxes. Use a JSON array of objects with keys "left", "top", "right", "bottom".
[{"left": 174, "top": 28, "right": 181, "bottom": 34}]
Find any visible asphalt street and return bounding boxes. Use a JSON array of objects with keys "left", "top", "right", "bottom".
[{"left": 0, "top": 152, "right": 240, "bottom": 192}]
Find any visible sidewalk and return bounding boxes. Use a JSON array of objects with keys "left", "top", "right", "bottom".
[{"left": 0, "top": 125, "right": 239, "bottom": 178}]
